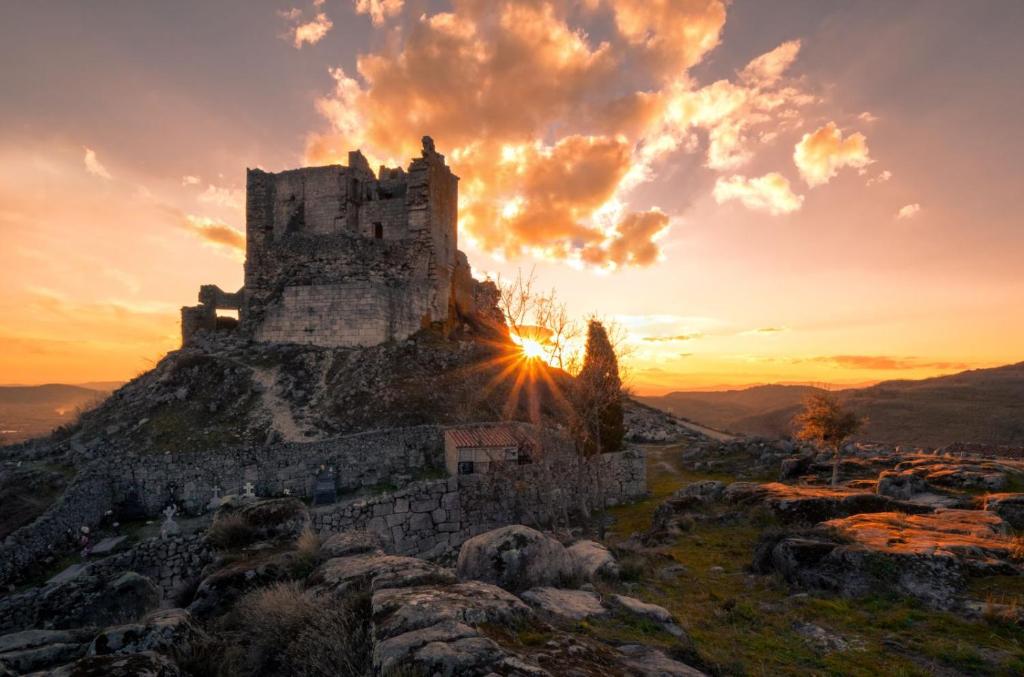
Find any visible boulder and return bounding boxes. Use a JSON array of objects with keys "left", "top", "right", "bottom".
[
  {"left": 219, "top": 497, "right": 308, "bottom": 542},
  {"left": 0, "top": 629, "right": 90, "bottom": 674},
  {"left": 372, "top": 620, "right": 503, "bottom": 676},
  {"left": 566, "top": 540, "right": 620, "bottom": 581},
  {"left": 47, "top": 650, "right": 181, "bottom": 676},
  {"left": 779, "top": 455, "right": 813, "bottom": 480},
  {"left": 520, "top": 587, "right": 606, "bottom": 621},
  {"left": 984, "top": 493, "right": 1024, "bottom": 529},
  {"left": 187, "top": 552, "right": 304, "bottom": 618},
  {"left": 456, "top": 525, "right": 572, "bottom": 592},
  {"left": 88, "top": 609, "right": 207, "bottom": 660},
  {"left": 876, "top": 470, "right": 929, "bottom": 500},
  {"left": 35, "top": 571, "right": 159, "bottom": 631},
  {"left": 313, "top": 552, "right": 456, "bottom": 595},
  {"left": 372, "top": 581, "right": 531, "bottom": 640},
  {"left": 320, "top": 530, "right": 384, "bottom": 558},
  {"left": 609, "top": 595, "right": 686, "bottom": 638},
  {"left": 617, "top": 644, "right": 707, "bottom": 676}
]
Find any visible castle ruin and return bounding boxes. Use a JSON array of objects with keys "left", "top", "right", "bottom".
[{"left": 181, "top": 137, "right": 495, "bottom": 347}]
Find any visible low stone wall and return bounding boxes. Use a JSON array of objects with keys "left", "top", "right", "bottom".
[
  {"left": 312, "top": 448, "right": 647, "bottom": 559},
  {"left": 90, "top": 534, "right": 215, "bottom": 604},
  {"left": 108, "top": 425, "right": 445, "bottom": 516},
  {"left": 0, "top": 471, "right": 113, "bottom": 588},
  {"left": 0, "top": 534, "right": 214, "bottom": 634}
]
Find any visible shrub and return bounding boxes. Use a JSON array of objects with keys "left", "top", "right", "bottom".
[{"left": 234, "top": 581, "right": 371, "bottom": 676}]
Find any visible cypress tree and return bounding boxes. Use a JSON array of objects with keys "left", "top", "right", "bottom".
[{"left": 573, "top": 320, "right": 625, "bottom": 456}]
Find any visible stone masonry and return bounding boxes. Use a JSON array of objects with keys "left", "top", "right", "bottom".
[{"left": 181, "top": 136, "right": 493, "bottom": 347}]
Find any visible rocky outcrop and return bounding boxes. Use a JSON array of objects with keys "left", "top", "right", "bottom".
[
  {"left": 456, "top": 525, "right": 573, "bottom": 592},
  {"left": 313, "top": 552, "right": 457, "bottom": 595},
  {"left": 983, "top": 493, "right": 1024, "bottom": 529},
  {"left": 723, "top": 482, "right": 933, "bottom": 524},
  {"left": 755, "top": 510, "right": 1022, "bottom": 609},
  {"left": 88, "top": 609, "right": 207, "bottom": 661},
  {"left": 187, "top": 552, "right": 305, "bottom": 619},
  {"left": 0, "top": 629, "right": 91, "bottom": 674},
  {"left": 520, "top": 587, "right": 607, "bottom": 621},
  {"left": 47, "top": 650, "right": 181, "bottom": 676}
]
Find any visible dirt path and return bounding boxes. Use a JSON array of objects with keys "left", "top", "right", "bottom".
[
  {"left": 250, "top": 366, "right": 312, "bottom": 443},
  {"left": 679, "top": 420, "right": 736, "bottom": 442}
]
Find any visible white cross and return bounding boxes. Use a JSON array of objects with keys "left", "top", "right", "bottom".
[{"left": 243, "top": 482, "right": 256, "bottom": 498}]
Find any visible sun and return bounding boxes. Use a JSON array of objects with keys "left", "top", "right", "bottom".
[{"left": 518, "top": 337, "right": 547, "bottom": 360}]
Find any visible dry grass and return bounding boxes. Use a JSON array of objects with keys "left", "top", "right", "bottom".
[
  {"left": 296, "top": 525, "right": 321, "bottom": 559},
  {"left": 232, "top": 581, "right": 371, "bottom": 676},
  {"left": 206, "top": 512, "right": 256, "bottom": 550}
]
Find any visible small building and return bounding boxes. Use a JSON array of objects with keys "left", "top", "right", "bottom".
[{"left": 444, "top": 425, "right": 533, "bottom": 476}]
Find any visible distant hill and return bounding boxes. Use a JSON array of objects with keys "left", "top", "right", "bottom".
[
  {"left": 0, "top": 384, "right": 115, "bottom": 443},
  {"left": 639, "top": 362, "right": 1024, "bottom": 447}
]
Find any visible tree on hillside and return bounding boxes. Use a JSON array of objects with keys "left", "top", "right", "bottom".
[
  {"left": 793, "top": 393, "right": 864, "bottom": 487},
  {"left": 569, "top": 320, "right": 626, "bottom": 537},
  {"left": 572, "top": 319, "right": 626, "bottom": 457}
]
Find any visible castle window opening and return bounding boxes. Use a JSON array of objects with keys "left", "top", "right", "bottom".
[{"left": 374, "top": 222, "right": 383, "bottom": 239}]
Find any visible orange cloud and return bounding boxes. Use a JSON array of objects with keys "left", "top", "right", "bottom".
[
  {"left": 793, "top": 121, "right": 872, "bottom": 186},
  {"left": 183, "top": 215, "right": 245, "bottom": 254},
  {"left": 355, "top": 0, "right": 403, "bottom": 25},
  {"left": 305, "top": 1, "right": 817, "bottom": 269},
  {"left": 809, "top": 355, "right": 971, "bottom": 371},
  {"left": 741, "top": 39, "right": 801, "bottom": 86},
  {"left": 713, "top": 173, "right": 803, "bottom": 215},
  {"left": 280, "top": 3, "right": 333, "bottom": 48},
  {"left": 896, "top": 203, "right": 921, "bottom": 219},
  {"left": 83, "top": 146, "right": 112, "bottom": 179}
]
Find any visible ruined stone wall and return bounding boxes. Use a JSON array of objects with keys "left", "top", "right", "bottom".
[
  {"left": 0, "top": 472, "right": 113, "bottom": 588},
  {"left": 0, "top": 535, "right": 214, "bottom": 633},
  {"left": 238, "top": 140, "right": 459, "bottom": 348},
  {"left": 108, "top": 425, "right": 446, "bottom": 516},
  {"left": 311, "top": 448, "right": 647, "bottom": 559}
]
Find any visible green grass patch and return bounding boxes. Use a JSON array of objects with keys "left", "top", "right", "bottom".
[{"left": 598, "top": 445, "right": 1024, "bottom": 675}]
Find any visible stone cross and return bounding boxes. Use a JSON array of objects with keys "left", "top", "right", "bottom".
[
  {"left": 243, "top": 482, "right": 256, "bottom": 499},
  {"left": 206, "top": 485, "right": 222, "bottom": 512},
  {"left": 160, "top": 504, "right": 180, "bottom": 539}
]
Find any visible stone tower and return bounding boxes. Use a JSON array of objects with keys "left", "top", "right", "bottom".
[{"left": 180, "top": 137, "right": 493, "bottom": 347}]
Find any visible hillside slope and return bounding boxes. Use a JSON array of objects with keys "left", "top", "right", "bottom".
[
  {"left": 640, "top": 362, "right": 1024, "bottom": 447},
  {"left": 0, "top": 384, "right": 112, "bottom": 443}
]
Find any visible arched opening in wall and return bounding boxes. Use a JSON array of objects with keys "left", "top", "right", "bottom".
[
  {"left": 215, "top": 309, "right": 239, "bottom": 331},
  {"left": 374, "top": 223, "right": 383, "bottom": 239}
]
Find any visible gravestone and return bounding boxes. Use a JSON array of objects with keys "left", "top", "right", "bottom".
[
  {"left": 207, "top": 485, "right": 222, "bottom": 512},
  {"left": 160, "top": 504, "right": 180, "bottom": 539},
  {"left": 313, "top": 467, "right": 337, "bottom": 506},
  {"left": 242, "top": 482, "right": 256, "bottom": 500}
]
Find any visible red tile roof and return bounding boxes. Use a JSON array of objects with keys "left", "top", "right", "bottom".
[{"left": 445, "top": 426, "right": 521, "bottom": 448}]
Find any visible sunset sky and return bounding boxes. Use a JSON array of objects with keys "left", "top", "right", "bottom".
[{"left": 1, "top": 0, "right": 1021, "bottom": 394}]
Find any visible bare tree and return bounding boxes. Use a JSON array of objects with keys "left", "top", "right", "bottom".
[
  {"left": 793, "top": 393, "right": 864, "bottom": 487},
  {"left": 496, "top": 268, "right": 580, "bottom": 371}
]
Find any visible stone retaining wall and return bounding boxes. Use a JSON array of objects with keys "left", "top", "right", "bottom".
[
  {"left": 312, "top": 448, "right": 646, "bottom": 559},
  {"left": 0, "top": 534, "right": 213, "bottom": 634}
]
